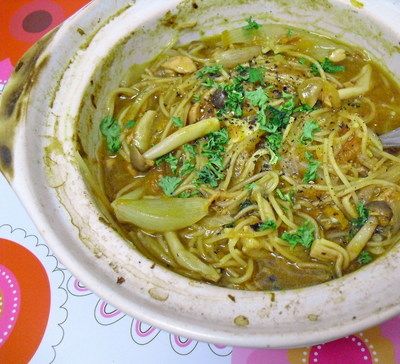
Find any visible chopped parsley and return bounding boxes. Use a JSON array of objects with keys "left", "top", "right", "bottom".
[
  {"left": 259, "top": 219, "right": 277, "bottom": 231},
  {"left": 195, "top": 128, "right": 229, "bottom": 188},
  {"left": 193, "top": 94, "right": 201, "bottom": 103},
  {"left": 311, "top": 57, "right": 346, "bottom": 75},
  {"left": 177, "top": 190, "right": 199, "bottom": 198},
  {"left": 287, "top": 28, "right": 294, "bottom": 36},
  {"left": 195, "top": 165, "right": 220, "bottom": 187},
  {"left": 236, "top": 64, "right": 249, "bottom": 73},
  {"left": 183, "top": 144, "right": 197, "bottom": 159},
  {"left": 171, "top": 116, "right": 183, "bottom": 127},
  {"left": 303, "top": 152, "right": 321, "bottom": 183},
  {"left": 243, "top": 16, "right": 260, "bottom": 30},
  {"left": 156, "top": 153, "right": 179, "bottom": 174},
  {"left": 239, "top": 199, "right": 253, "bottom": 210},
  {"left": 221, "top": 78, "right": 245, "bottom": 117},
  {"left": 248, "top": 67, "right": 265, "bottom": 84},
  {"left": 100, "top": 116, "right": 122, "bottom": 153},
  {"left": 300, "top": 120, "right": 320, "bottom": 144},
  {"left": 201, "top": 78, "right": 220, "bottom": 88},
  {"left": 197, "top": 65, "right": 223, "bottom": 79},
  {"left": 179, "top": 160, "right": 196, "bottom": 176},
  {"left": 246, "top": 182, "right": 257, "bottom": 191},
  {"left": 159, "top": 176, "right": 182, "bottom": 196},
  {"left": 349, "top": 203, "right": 370, "bottom": 239},
  {"left": 276, "top": 189, "right": 295, "bottom": 206},
  {"left": 293, "top": 104, "right": 317, "bottom": 113},
  {"left": 281, "top": 221, "right": 315, "bottom": 249},
  {"left": 245, "top": 87, "right": 269, "bottom": 107},
  {"left": 125, "top": 120, "right": 136, "bottom": 129},
  {"left": 298, "top": 57, "right": 307, "bottom": 65},
  {"left": 357, "top": 250, "right": 373, "bottom": 264}
]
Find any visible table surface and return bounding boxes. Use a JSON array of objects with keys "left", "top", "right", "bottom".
[{"left": 1, "top": 1, "right": 400, "bottom": 363}]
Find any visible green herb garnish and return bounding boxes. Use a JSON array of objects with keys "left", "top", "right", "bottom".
[
  {"left": 195, "top": 128, "right": 229, "bottom": 187},
  {"left": 100, "top": 116, "right": 122, "bottom": 153},
  {"left": 245, "top": 87, "right": 269, "bottom": 107},
  {"left": 125, "top": 120, "right": 136, "bottom": 129},
  {"left": 300, "top": 120, "right": 320, "bottom": 144},
  {"left": 221, "top": 79, "right": 245, "bottom": 117},
  {"left": 198, "top": 65, "right": 223, "bottom": 79},
  {"left": 248, "top": 67, "right": 265, "bottom": 84},
  {"left": 171, "top": 116, "right": 183, "bottom": 127},
  {"left": 243, "top": 16, "right": 260, "bottom": 30},
  {"left": 281, "top": 221, "right": 315, "bottom": 249},
  {"left": 179, "top": 160, "right": 196, "bottom": 176},
  {"left": 259, "top": 219, "right": 277, "bottom": 231},
  {"left": 159, "top": 176, "right": 182, "bottom": 196},
  {"left": 276, "top": 188, "right": 295, "bottom": 206},
  {"left": 201, "top": 78, "right": 220, "bottom": 88},
  {"left": 349, "top": 203, "right": 370, "bottom": 238},
  {"left": 298, "top": 57, "right": 307, "bottom": 65},
  {"left": 193, "top": 94, "right": 201, "bottom": 103},
  {"left": 236, "top": 64, "right": 249, "bottom": 73},
  {"left": 156, "top": 153, "right": 179, "bottom": 174},
  {"left": 311, "top": 57, "right": 346, "bottom": 75},
  {"left": 246, "top": 182, "right": 257, "bottom": 191},
  {"left": 177, "top": 190, "right": 199, "bottom": 198},
  {"left": 357, "top": 250, "right": 373, "bottom": 264},
  {"left": 293, "top": 104, "right": 317, "bottom": 113},
  {"left": 183, "top": 144, "right": 197, "bottom": 159},
  {"left": 304, "top": 152, "right": 321, "bottom": 183},
  {"left": 239, "top": 199, "right": 253, "bottom": 210}
]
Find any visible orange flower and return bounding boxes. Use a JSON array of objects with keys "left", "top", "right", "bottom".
[{"left": 0, "top": 0, "right": 90, "bottom": 66}]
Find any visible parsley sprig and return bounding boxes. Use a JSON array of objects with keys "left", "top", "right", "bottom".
[
  {"left": 159, "top": 176, "right": 182, "bottom": 196},
  {"left": 156, "top": 153, "right": 179, "bottom": 173},
  {"left": 311, "top": 57, "right": 345, "bottom": 75},
  {"left": 300, "top": 120, "right": 320, "bottom": 144},
  {"left": 281, "top": 221, "right": 315, "bottom": 249},
  {"left": 357, "top": 250, "right": 373, "bottom": 264},
  {"left": 195, "top": 128, "right": 229, "bottom": 187},
  {"left": 243, "top": 16, "right": 260, "bottom": 30},
  {"left": 349, "top": 203, "right": 370, "bottom": 239},
  {"left": 171, "top": 116, "right": 183, "bottom": 127},
  {"left": 100, "top": 116, "right": 122, "bottom": 153},
  {"left": 304, "top": 152, "right": 321, "bottom": 183},
  {"left": 260, "top": 219, "right": 277, "bottom": 231},
  {"left": 198, "top": 65, "right": 223, "bottom": 79}
]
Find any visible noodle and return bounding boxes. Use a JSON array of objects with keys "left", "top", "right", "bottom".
[{"left": 96, "top": 20, "right": 400, "bottom": 291}]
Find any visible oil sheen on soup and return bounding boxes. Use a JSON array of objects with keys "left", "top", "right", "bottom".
[{"left": 97, "top": 19, "right": 400, "bottom": 291}]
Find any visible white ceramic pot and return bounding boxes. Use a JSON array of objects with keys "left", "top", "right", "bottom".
[{"left": 1, "top": 0, "right": 400, "bottom": 348}]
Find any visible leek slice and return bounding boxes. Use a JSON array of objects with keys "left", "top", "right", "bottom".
[
  {"left": 112, "top": 197, "right": 210, "bottom": 232},
  {"left": 164, "top": 231, "right": 220, "bottom": 282}
]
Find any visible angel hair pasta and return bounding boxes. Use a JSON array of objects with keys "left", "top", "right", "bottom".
[{"left": 96, "top": 20, "right": 400, "bottom": 290}]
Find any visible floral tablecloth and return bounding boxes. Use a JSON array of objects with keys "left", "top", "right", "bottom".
[{"left": 0, "top": 1, "right": 400, "bottom": 363}]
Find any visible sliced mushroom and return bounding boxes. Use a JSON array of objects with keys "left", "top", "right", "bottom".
[
  {"left": 211, "top": 89, "right": 228, "bottom": 109},
  {"left": 129, "top": 144, "right": 153, "bottom": 172},
  {"left": 365, "top": 201, "right": 393, "bottom": 227}
]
